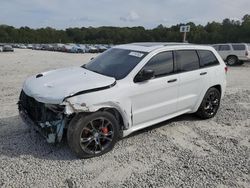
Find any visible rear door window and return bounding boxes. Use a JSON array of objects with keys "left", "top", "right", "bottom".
[
  {"left": 232, "top": 45, "right": 246, "bottom": 51},
  {"left": 175, "top": 50, "right": 200, "bottom": 72},
  {"left": 198, "top": 50, "right": 220, "bottom": 67},
  {"left": 219, "top": 45, "right": 230, "bottom": 51}
]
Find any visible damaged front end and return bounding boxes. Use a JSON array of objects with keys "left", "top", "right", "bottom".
[{"left": 18, "top": 90, "right": 67, "bottom": 143}]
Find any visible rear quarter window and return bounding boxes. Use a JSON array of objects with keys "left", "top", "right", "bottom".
[
  {"left": 232, "top": 45, "right": 246, "bottom": 51},
  {"left": 198, "top": 50, "right": 220, "bottom": 67},
  {"left": 175, "top": 50, "right": 200, "bottom": 72}
]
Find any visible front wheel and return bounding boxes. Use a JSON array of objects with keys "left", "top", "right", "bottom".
[
  {"left": 196, "top": 88, "right": 221, "bottom": 119},
  {"left": 67, "top": 111, "right": 119, "bottom": 158}
]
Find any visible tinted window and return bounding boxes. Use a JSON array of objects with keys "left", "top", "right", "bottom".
[
  {"left": 142, "top": 51, "right": 173, "bottom": 77},
  {"left": 84, "top": 48, "right": 147, "bottom": 80},
  {"left": 175, "top": 50, "right": 200, "bottom": 72},
  {"left": 232, "top": 44, "right": 246, "bottom": 51},
  {"left": 198, "top": 50, "right": 219, "bottom": 67},
  {"left": 219, "top": 45, "right": 230, "bottom": 51},
  {"left": 213, "top": 45, "right": 219, "bottom": 51}
]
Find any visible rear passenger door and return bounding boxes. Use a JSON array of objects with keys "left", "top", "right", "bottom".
[
  {"left": 174, "top": 50, "right": 207, "bottom": 112},
  {"left": 197, "top": 49, "right": 220, "bottom": 94}
]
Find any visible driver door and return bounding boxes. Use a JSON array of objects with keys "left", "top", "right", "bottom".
[{"left": 130, "top": 51, "right": 179, "bottom": 126}]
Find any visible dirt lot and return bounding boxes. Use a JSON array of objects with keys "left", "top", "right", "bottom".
[{"left": 0, "top": 49, "right": 249, "bottom": 188}]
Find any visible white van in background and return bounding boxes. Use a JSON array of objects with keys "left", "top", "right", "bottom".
[{"left": 213, "top": 43, "right": 250, "bottom": 66}]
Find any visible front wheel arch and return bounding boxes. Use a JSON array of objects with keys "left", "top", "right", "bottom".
[
  {"left": 66, "top": 107, "right": 125, "bottom": 136},
  {"left": 100, "top": 108, "right": 125, "bottom": 133}
]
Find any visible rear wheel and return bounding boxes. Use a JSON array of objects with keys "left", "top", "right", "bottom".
[
  {"left": 227, "top": 56, "right": 238, "bottom": 66},
  {"left": 196, "top": 88, "right": 221, "bottom": 119},
  {"left": 67, "top": 111, "right": 119, "bottom": 158}
]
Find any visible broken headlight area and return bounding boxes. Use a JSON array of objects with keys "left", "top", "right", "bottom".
[{"left": 18, "top": 90, "right": 66, "bottom": 143}]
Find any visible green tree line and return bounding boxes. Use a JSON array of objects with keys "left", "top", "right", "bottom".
[{"left": 0, "top": 15, "right": 250, "bottom": 44}]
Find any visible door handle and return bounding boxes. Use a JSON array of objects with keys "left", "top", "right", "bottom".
[
  {"left": 200, "top": 72, "right": 207, "bottom": 75},
  {"left": 167, "top": 79, "right": 177, "bottom": 83}
]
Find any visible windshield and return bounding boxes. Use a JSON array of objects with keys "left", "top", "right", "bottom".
[{"left": 83, "top": 48, "right": 148, "bottom": 80}]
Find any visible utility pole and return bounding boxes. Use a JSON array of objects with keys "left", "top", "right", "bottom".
[{"left": 183, "top": 32, "right": 187, "bottom": 43}]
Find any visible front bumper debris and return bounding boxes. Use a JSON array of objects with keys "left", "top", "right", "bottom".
[{"left": 18, "top": 90, "right": 65, "bottom": 143}]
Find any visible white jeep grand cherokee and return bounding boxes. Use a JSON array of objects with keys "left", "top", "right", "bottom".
[{"left": 18, "top": 43, "right": 227, "bottom": 158}]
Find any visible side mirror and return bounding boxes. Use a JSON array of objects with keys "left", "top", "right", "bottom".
[{"left": 134, "top": 69, "right": 154, "bottom": 83}]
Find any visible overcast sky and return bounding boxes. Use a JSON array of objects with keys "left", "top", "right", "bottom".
[{"left": 0, "top": 0, "right": 250, "bottom": 29}]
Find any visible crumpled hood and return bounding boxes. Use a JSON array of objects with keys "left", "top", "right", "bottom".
[{"left": 22, "top": 67, "right": 116, "bottom": 104}]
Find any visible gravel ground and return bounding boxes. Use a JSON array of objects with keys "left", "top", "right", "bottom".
[{"left": 0, "top": 49, "right": 249, "bottom": 188}]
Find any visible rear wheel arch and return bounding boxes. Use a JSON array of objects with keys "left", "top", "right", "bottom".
[
  {"left": 194, "top": 85, "right": 222, "bottom": 113},
  {"left": 212, "top": 85, "right": 222, "bottom": 95},
  {"left": 200, "top": 85, "right": 222, "bottom": 105}
]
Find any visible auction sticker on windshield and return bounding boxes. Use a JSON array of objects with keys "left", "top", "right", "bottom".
[{"left": 129, "top": 51, "right": 144, "bottom": 58}]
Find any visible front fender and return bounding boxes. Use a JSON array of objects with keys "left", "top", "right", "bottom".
[{"left": 63, "top": 99, "right": 132, "bottom": 130}]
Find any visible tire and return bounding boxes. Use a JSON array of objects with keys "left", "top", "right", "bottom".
[
  {"left": 67, "top": 111, "right": 119, "bottom": 159},
  {"left": 196, "top": 87, "right": 221, "bottom": 119},
  {"left": 226, "top": 56, "right": 238, "bottom": 66}
]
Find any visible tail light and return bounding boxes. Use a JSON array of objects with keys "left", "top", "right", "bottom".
[
  {"left": 225, "top": 66, "right": 228, "bottom": 74},
  {"left": 245, "top": 51, "right": 249, "bottom": 56}
]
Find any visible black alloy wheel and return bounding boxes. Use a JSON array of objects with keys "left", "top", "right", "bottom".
[
  {"left": 67, "top": 111, "right": 119, "bottom": 158},
  {"left": 203, "top": 90, "right": 220, "bottom": 117},
  {"left": 196, "top": 87, "right": 221, "bottom": 119},
  {"left": 79, "top": 117, "right": 114, "bottom": 155}
]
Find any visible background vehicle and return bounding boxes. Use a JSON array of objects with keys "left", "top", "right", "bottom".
[
  {"left": 88, "top": 45, "right": 99, "bottom": 53},
  {"left": 27, "top": 44, "right": 33, "bottom": 49},
  {"left": 96, "top": 45, "right": 108, "bottom": 52},
  {"left": 19, "top": 44, "right": 27, "bottom": 49},
  {"left": 72, "top": 45, "right": 85, "bottom": 53},
  {"left": 2, "top": 45, "right": 14, "bottom": 52},
  {"left": 213, "top": 43, "right": 250, "bottom": 66},
  {"left": 53, "top": 43, "right": 64, "bottom": 51},
  {"left": 18, "top": 43, "right": 227, "bottom": 158},
  {"left": 32, "top": 44, "right": 42, "bottom": 50},
  {"left": 61, "top": 44, "right": 77, "bottom": 53}
]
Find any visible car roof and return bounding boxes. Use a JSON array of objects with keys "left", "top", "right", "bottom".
[
  {"left": 213, "top": 43, "right": 247, "bottom": 46},
  {"left": 114, "top": 42, "right": 211, "bottom": 52}
]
